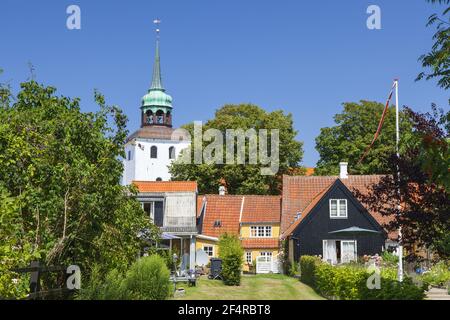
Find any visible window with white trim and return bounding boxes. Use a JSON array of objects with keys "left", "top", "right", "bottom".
[
  {"left": 330, "top": 199, "right": 348, "bottom": 218},
  {"left": 250, "top": 226, "right": 272, "bottom": 238},
  {"left": 245, "top": 252, "right": 252, "bottom": 264},
  {"left": 260, "top": 252, "right": 273, "bottom": 258},
  {"left": 203, "top": 246, "right": 214, "bottom": 257}
]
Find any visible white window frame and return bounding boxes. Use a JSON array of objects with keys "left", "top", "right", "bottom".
[
  {"left": 245, "top": 251, "right": 252, "bottom": 264},
  {"left": 203, "top": 245, "right": 214, "bottom": 257},
  {"left": 259, "top": 251, "right": 273, "bottom": 262},
  {"left": 322, "top": 239, "right": 357, "bottom": 264},
  {"left": 250, "top": 225, "right": 272, "bottom": 238},
  {"left": 329, "top": 199, "right": 348, "bottom": 218}
]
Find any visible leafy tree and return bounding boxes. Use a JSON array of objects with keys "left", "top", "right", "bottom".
[
  {"left": 315, "top": 101, "right": 413, "bottom": 175},
  {"left": 416, "top": 0, "right": 450, "bottom": 90},
  {"left": 0, "top": 80, "right": 159, "bottom": 297},
  {"left": 169, "top": 104, "right": 303, "bottom": 195},
  {"left": 355, "top": 107, "right": 450, "bottom": 260}
]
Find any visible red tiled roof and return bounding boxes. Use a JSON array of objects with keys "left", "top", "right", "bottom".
[
  {"left": 133, "top": 181, "right": 197, "bottom": 193},
  {"left": 281, "top": 182, "right": 334, "bottom": 238},
  {"left": 281, "top": 175, "right": 396, "bottom": 239},
  {"left": 241, "top": 238, "right": 280, "bottom": 249},
  {"left": 200, "top": 195, "right": 243, "bottom": 238},
  {"left": 241, "top": 196, "right": 281, "bottom": 224}
]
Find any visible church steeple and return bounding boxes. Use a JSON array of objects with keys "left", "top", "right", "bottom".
[
  {"left": 150, "top": 38, "right": 164, "bottom": 91},
  {"left": 141, "top": 19, "right": 173, "bottom": 128}
]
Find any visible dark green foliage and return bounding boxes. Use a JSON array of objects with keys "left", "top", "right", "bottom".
[
  {"left": 299, "top": 256, "right": 321, "bottom": 287},
  {"left": 158, "top": 250, "right": 176, "bottom": 273},
  {"left": 76, "top": 265, "right": 126, "bottom": 300},
  {"left": 315, "top": 101, "right": 414, "bottom": 175},
  {"left": 218, "top": 234, "right": 244, "bottom": 286},
  {"left": 170, "top": 104, "right": 303, "bottom": 195},
  {"left": 360, "top": 277, "right": 426, "bottom": 300},
  {"left": 0, "top": 80, "right": 160, "bottom": 297},
  {"left": 417, "top": 0, "right": 450, "bottom": 89}
]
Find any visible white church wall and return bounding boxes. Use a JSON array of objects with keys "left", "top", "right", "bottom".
[{"left": 122, "top": 138, "right": 190, "bottom": 185}]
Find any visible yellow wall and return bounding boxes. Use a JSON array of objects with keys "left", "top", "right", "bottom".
[
  {"left": 242, "top": 249, "right": 280, "bottom": 272},
  {"left": 196, "top": 224, "right": 281, "bottom": 271},
  {"left": 196, "top": 238, "right": 219, "bottom": 264},
  {"left": 240, "top": 224, "right": 281, "bottom": 272}
]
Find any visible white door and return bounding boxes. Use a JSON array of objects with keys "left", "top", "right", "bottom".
[{"left": 341, "top": 240, "right": 357, "bottom": 263}]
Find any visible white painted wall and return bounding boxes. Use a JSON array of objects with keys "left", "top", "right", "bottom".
[{"left": 122, "top": 138, "right": 190, "bottom": 185}]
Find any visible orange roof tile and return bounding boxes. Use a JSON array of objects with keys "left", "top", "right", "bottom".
[
  {"left": 241, "top": 196, "right": 281, "bottom": 224},
  {"left": 281, "top": 175, "right": 396, "bottom": 239},
  {"left": 133, "top": 181, "right": 197, "bottom": 193},
  {"left": 200, "top": 195, "right": 243, "bottom": 238},
  {"left": 281, "top": 182, "right": 334, "bottom": 238},
  {"left": 241, "top": 238, "right": 280, "bottom": 249}
]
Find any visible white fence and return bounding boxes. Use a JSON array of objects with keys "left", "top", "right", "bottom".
[{"left": 256, "top": 255, "right": 281, "bottom": 274}]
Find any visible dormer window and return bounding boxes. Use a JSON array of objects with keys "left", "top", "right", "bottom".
[
  {"left": 330, "top": 199, "right": 347, "bottom": 218},
  {"left": 214, "top": 220, "right": 222, "bottom": 227}
]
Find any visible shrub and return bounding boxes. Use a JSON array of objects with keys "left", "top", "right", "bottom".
[
  {"left": 381, "top": 251, "right": 399, "bottom": 266},
  {"left": 421, "top": 261, "right": 450, "bottom": 287},
  {"left": 333, "top": 265, "right": 367, "bottom": 300},
  {"left": 299, "top": 255, "right": 425, "bottom": 300},
  {"left": 360, "top": 276, "right": 426, "bottom": 300},
  {"left": 314, "top": 262, "right": 336, "bottom": 298},
  {"left": 218, "top": 234, "right": 244, "bottom": 286},
  {"left": 76, "top": 265, "right": 126, "bottom": 300},
  {"left": 158, "top": 250, "right": 176, "bottom": 273},
  {"left": 123, "top": 255, "right": 171, "bottom": 300},
  {"left": 299, "top": 256, "right": 321, "bottom": 287}
]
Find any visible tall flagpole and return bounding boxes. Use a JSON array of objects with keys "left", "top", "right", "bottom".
[{"left": 395, "top": 79, "right": 403, "bottom": 282}]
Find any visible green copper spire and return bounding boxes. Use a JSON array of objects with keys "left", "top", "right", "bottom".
[
  {"left": 150, "top": 38, "right": 164, "bottom": 91},
  {"left": 141, "top": 21, "right": 173, "bottom": 127}
]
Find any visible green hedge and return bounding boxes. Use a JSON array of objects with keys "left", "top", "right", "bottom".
[
  {"left": 300, "top": 255, "right": 425, "bottom": 300},
  {"left": 299, "top": 256, "right": 321, "bottom": 287},
  {"left": 218, "top": 234, "right": 244, "bottom": 286}
]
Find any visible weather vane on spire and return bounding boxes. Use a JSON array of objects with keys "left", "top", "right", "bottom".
[{"left": 153, "top": 18, "right": 161, "bottom": 38}]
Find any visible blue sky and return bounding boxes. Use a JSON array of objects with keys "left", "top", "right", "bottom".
[{"left": 1, "top": 0, "right": 448, "bottom": 166}]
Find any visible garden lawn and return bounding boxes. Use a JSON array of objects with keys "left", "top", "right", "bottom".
[{"left": 173, "top": 274, "right": 324, "bottom": 300}]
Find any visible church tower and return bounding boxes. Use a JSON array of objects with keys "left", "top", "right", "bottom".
[
  {"left": 122, "top": 22, "right": 190, "bottom": 185},
  {"left": 141, "top": 34, "right": 173, "bottom": 128}
]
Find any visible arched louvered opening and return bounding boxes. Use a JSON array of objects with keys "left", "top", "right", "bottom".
[{"left": 150, "top": 146, "right": 158, "bottom": 159}]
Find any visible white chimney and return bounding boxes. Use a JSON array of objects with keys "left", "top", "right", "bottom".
[
  {"left": 219, "top": 185, "right": 226, "bottom": 196},
  {"left": 339, "top": 162, "right": 348, "bottom": 179}
]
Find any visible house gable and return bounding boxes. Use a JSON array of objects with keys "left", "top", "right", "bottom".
[{"left": 291, "top": 179, "right": 385, "bottom": 238}]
